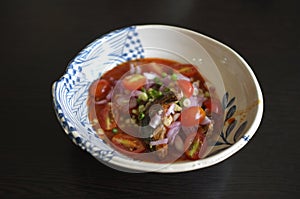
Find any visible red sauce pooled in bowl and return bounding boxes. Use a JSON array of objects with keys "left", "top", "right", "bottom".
[{"left": 87, "top": 58, "right": 222, "bottom": 163}]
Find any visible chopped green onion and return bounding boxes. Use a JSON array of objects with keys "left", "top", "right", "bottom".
[
  {"left": 131, "top": 118, "right": 136, "bottom": 123},
  {"left": 164, "top": 87, "right": 170, "bottom": 92},
  {"left": 183, "top": 98, "right": 191, "bottom": 107},
  {"left": 161, "top": 72, "right": 167, "bottom": 78},
  {"left": 131, "top": 109, "right": 138, "bottom": 114},
  {"left": 138, "top": 105, "right": 145, "bottom": 112},
  {"left": 147, "top": 87, "right": 164, "bottom": 99},
  {"left": 138, "top": 113, "right": 145, "bottom": 120},
  {"left": 147, "top": 88, "right": 154, "bottom": 93},
  {"left": 112, "top": 128, "right": 118, "bottom": 133},
  {"left": 171, "top": 73, "right": 177, "bottom": 81},
  {"left": 138, "top": 92, "right": 148, "bottom": 101},
  {"left": 179, "top": 97, "right": 186, "bottom": 107},
  {"left": 148, "top": 88, "right": 156, "bottom": 97},
  {"left": 154, "top": 77, "right": 162, "bottom": 85},
  {"left": 204, "top": 91, "right": 210, "bottom": 97}
]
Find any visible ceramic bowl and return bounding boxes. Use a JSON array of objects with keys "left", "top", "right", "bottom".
[{"left": 52, "top": 25, "right": 263, "bottom": 173}]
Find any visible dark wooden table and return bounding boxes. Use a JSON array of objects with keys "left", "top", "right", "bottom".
[{"left": 1, "top": 0, "right": 299, "bottom": 198}]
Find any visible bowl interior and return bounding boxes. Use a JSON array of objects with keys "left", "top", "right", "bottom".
[{"left": 52, "top": 25, "right": 263, "bottom": 172}]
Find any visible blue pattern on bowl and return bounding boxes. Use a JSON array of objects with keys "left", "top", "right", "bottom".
[
  {"left": 208, "top": 92, "right": 249, "bottom": 156},
  {"left": 53, "top": 26, "right": 144, "bottom": 162}
]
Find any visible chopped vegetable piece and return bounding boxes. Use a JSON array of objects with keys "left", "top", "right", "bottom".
[
  {"left": 177, "top": 79, "right": 194, "bottom": 98},
  {"left": 178, "top": 64, "right": 198, "bottom": 77},
  {"left": 204, "top": 91, "right": 210, "bottom": 97},
  {"left": 131, "top": 109, "right": 138, "bottom": 114},
  {"left": 183, "top": 98, "right": 191, "bottom": 107},
  {"left": 171, "top": 73, "right": 177, "bottom": 81},
  {"left": 147, "top": 88, "right": 161, "bottom": 98},
  {"left": 112, "top": 128, "right": 118, "bottom": 133},
  {"left": 138, "top": 92, "right": 148, "bottom": 101},
  {"left": 138, "top": 105, "right": 145, "bottom": 112},
  {"left": 184, "top": 132, "right": 204, "bottom": 160},
  {"left": 154, "top": 77, "right": 162, "bottom": 85},
  {"left": 89, "top": 79, "right": 111, "bottom": 101},
  {"left": 122, "top": 74, "right": 146, "bottom": 90},
  {"left": 138, "top": 113, "right": 145, "bottom": 120},
  {"left": 181, "top": 106, "right": 206, "bottom": 126},
  {"left": 98, "top": 103, "right": 117, "bottom": 130},
  {"left": 150, "top": 138, "right": 168, "bottom": 146},
  {"left": 149, "top": 113, "right": 162, "bottom": 128},
  {"left": 112, "top": 133, "right": 145, "bottom": 153},
  {"left": 203, "top": 98, "right": 222, "bottom": 114}
]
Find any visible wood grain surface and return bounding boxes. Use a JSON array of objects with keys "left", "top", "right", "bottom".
[{"left": 0, "top": 0, "right": 299, "bottom": 198}]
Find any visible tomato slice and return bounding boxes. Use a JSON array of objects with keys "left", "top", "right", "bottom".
[
  {"left": 203, "top": 98, "right": 222, "bottom": 114},
  {"left": 97, "top": 103, "right": 117, "bottom": 131},
  {"left": 178, "top": 64, "right": 198, "bottom": 77},
  {"left": 181, "top": 106, "right": 206, "bottom": 126},
  {"left": 184, "top": 132, "right": 204, "bottom": 160},
  {"left": 112, "top": 133, "right": 145, "bottom": 153},
  {"left": 122, "top": 74, "right": 146, "bottom": 91},
  {"left": 177, "top": 79, "right": 194, "bottom": 98},
  {"left": 89, "top": 79, "right": 111, "bottom": 101}
]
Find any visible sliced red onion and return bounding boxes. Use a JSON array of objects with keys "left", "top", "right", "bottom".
[
  {"left": 169, "top": 121, "right": 181, "bottom": 129},
  {"left": 95, "top": 99, "right": 107, "bottom": 105},
  {"left": 173, "top": 113, "right": 181, "bottom": 121},
  {"left": 192, "top": 81, "right": 199, "bottom": 88},
  {"left": 189, "top": 96, "right": 198, "bottom": 106},
  {"left": 149, "top": 113, "right": 161, "bottom": 128},
  {"left": 129, "top": 97, "right": 137, "bottom": 108},
  {"left": 195, "top": 111, "right": 201, "bottom": 120},
  {"left": 165, "top": 103, "right": 175, "bottom": 116},
  {"left": 114, "top": 80, "right": 124, "bottom": 92},
  {"left": 209, "top": 86, "right": 216, "bottom": 93},
  {"left": 167, "top": 125, "right": 181, "bottom": 144},
  {"left": 143, "top": 72, "right": 158, "bottom": 80},
  {"left": 200, "top": 116, "right": 211, "bottom": 125},
  {"left": 116, "top": 95, "right": 129, "bottom": 106},
  {"left": 159, "top": 85, "right": 166, "bottom": 92},
  {"left": 162, "top": 76, "right": 171, "bottom": 86},
  {"left": 174, "top": 89, "right": 184, "bottom": 101},
  {"left": 150, "top": 138, "right": 168, "bottom": 146},
  {"left": 115, "top": 80, "right": 122, "bottom": 85},
  {"left": 193, "top": 87, "right": 199, "bottom": 96},
  {"left": 182, "top": 125, "right": 198, "bottom": 135},
  {"left": 174, "top": 136, "right": 184, "bottom": 153},
  {"left": 130, "top": 90, "right": 143, "bottom": 97},
  {"left": 145, "top": 79, "right": 155, "bottom": 89},
  {"left": 177, "top": 73, "right": 190, "bottom": 81},
  {"left": 189, "top": 96, "right": 205, "bottom": 107},
  {"left": 198, "top": 96, "right": 206, "bottom": 106},
  {"left": 129, "top": 63, "right": 135, "bottom": 74},
  {"left": 106, "top": 89, "right": 113, "bottom": 100},
  {"left": 136, "top": 65, "right": 141, "bottom": 74}
]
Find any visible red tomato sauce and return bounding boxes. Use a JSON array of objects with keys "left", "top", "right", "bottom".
[{"left": 87, "top": 58, "right": 222, "bottom": 163}]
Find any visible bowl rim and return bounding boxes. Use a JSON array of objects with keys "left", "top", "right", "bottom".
[{"left": 52, "top": 24, "right": 264, "bottom": 173}]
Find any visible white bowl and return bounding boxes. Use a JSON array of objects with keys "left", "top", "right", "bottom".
[{"left": 52, "top": 25, "right": 263, "bottom": 173}]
